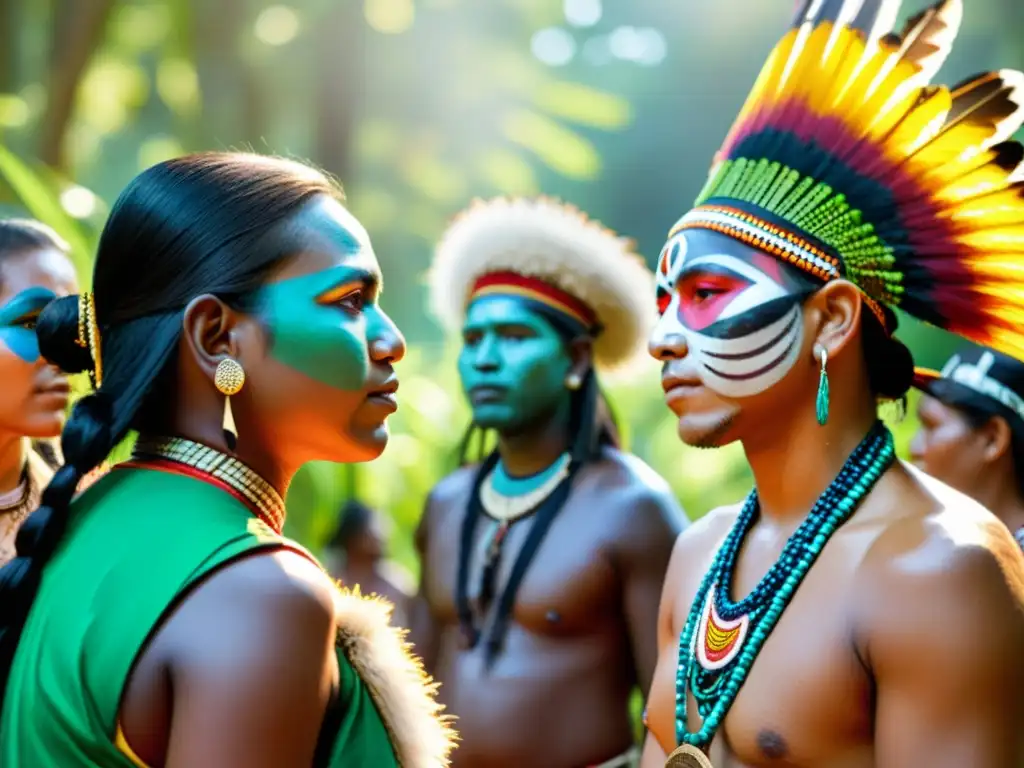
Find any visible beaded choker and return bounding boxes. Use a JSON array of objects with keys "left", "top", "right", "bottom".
[
  {"left": 668, "top": 421, "right": 895, "bottom": 765},
  {"left": 476, "top": 453, "right": 571, "bottom": 609},
  {"left": 130, "top": 436, "right": 286, "bottom": 534}
]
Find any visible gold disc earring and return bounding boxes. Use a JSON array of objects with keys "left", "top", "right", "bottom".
[{"left": 215, "top": 358, "right": 245, "bottom": 450}]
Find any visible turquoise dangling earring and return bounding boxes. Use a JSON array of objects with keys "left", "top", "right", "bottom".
[{"left": 815, "top": 345, "right": 829, "bottom": 426}]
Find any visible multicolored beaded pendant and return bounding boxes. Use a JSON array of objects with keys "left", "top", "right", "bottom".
[{"left": 669, "top": 421, "right": 895, "bottom": 767}]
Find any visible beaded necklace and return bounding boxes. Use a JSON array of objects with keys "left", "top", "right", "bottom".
[
  {"left": 667, "top": 421, "right": 895, "bottom": 767},
  {"left": 129, "top": 436, "right": 286, "bottom": 534}
]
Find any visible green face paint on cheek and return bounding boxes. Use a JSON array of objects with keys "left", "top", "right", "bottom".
[
  {"left": 458, "top": 297, "right": 572, "bottom": 425},
  {"left": 258, "top": 267, "right": 371, "bottom": 392},
  {"left": 0, "top": 287, "right": 56, "bottom": 363}
]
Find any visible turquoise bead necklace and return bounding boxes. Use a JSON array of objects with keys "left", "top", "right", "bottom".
[{"left": 673, "top": 420, "right": 895, "bottom": 751}]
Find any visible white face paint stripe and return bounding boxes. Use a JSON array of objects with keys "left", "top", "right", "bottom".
[
  {"left": 697, "top": 307, "right": 799, "bottom": 363},
  {"left": 653, "top": 230, "right": 808, "bottom": 399},
  {"left": 691, "top": 305, "right": 803, "bottom": 397}
]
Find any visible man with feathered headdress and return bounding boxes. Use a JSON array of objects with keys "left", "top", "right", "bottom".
[
  {"left": 642, "top": 1, "right": 1024, "bottom": 766},
  {"left": 409, "top": 197, "right": 687, "bottom": 768}
]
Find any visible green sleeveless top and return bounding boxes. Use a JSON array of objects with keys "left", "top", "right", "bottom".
[{"left": 0, "top": 465, "right": 398, "bottom": 767}]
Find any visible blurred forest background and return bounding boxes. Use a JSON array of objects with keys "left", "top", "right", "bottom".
[{"left": 1, "top": 0, "right": 1022, "bottom": 571}]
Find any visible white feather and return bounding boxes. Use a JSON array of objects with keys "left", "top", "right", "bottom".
[{"left": 428, "top": 197, "right": 656, "bottom": 375}]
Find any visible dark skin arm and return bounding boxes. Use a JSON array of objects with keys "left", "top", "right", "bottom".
[
  {"left": 161, "top": 550, "right": 339, "bottom": 767},
  {"left": 408, "top": 489, "right": 441, "bottom": 675},
  {"left": 864, "top": 519, "right": 1024, "bottom": 767},
  {"left": 613, "top": 489, "right": 687, "bottom": 692}
]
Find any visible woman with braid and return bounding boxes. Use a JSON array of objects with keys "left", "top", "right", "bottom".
[
  {"left": 643, "top": 1, "right": 1024, "bottom": 766},
  {"left": 0, "top": 220, "right": 77, "bottom": 566},
  {"left": 0, "top": 153, "right": 455, "bottom": 767}
]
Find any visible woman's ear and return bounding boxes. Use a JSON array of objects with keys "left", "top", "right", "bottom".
[
  {"left": 180, "top": 294, "right": 244, "bottom": 381},
  {"left": 980, "top": 414, "right": 1014, "bottom": 465}
]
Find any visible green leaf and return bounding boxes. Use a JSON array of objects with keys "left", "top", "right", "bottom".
[
  {"left": 533, "top": 81, "right": 632, "bottom": 130},
  {"left": 0, "top": 144, "right": 93, "bottom": 279},
  {"left": 502, "top": 108, "right": 601, "bottom": 179}
]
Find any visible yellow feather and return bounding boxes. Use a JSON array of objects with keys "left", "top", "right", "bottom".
[
  {"left": 911, "top": 123, "right": 999, "bottom": 167},
  {"left": 825, "top": 28, "right": 875, "bottom": 112},
  {"left": 933, "top": 164, "right": 1018, "bottom": 204},
  {"left": 958, "top": 227, "right": 1024, "bottom": 250},
  {"left": 883, "top": 87, "right": 951, "bottom": 157},
  {"left": 833, "top": 38, "right": 893, "bottom": 117},
  {"left": 937, "top": 188, "right": 1024, "bottom": 225},
  {"left": 784, "top": 23, "right": 837, "bottom": 113},
  {"left": 808, "top": 22, "right": 863, "bottom": 115},
  {"left": 923, "top": 144, "right": 1017, "bottom": 185}
]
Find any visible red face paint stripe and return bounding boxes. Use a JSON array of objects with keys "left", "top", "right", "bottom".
[{"left": 470, "top": 271, "right": 598, "bottom": 328}]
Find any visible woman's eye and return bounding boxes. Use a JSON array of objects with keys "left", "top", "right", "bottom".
[
  {"left": 18, "top": 316, "right": 38, "bottom": 330},
  {"left": 335, "top": 291, "right": 365, "bottom": 313}
]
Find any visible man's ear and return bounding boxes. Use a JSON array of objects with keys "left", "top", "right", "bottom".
[
  {"left": 802, "top": 279, "right": 863, "bottom": 360},
  {"left": 567, "top": 336, "right": 593, "bottom": 382}
]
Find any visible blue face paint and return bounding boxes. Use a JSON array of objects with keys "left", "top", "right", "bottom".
[
  {"left": 0, "top": 287, "right": 56, "bottom": 363},
  {"left": 257, "top": 264, "right": 388, "bottom": 392}
]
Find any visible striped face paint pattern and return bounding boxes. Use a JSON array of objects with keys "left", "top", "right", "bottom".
[{"left": 653, "top": 230, "right": 811, "bottom": 398}]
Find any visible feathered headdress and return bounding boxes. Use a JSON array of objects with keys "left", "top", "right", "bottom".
[
  {"left": 674, "top": 0, "right": 1024, "bottom": 360},
  {"left": 429, "top": 197, "right": 655, "bottom": 372}
]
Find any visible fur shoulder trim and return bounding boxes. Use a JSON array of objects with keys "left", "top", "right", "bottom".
[
  {"left": 428, "top": 196, "right": 655, "bottom": 374},
  {"left": 334, "top": 586, "right": 458, "bottom": 767}
]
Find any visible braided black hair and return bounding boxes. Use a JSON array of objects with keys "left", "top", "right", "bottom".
[{"left": 0, "top": 152, "right": 343, "bottom": 705}]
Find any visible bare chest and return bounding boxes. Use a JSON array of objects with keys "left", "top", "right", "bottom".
[
  {"left": 653, "top": 531, "right": 875, "bottom": 766},
  {"left": 424, "top": 488, "right": 621, "bottom": 636}
]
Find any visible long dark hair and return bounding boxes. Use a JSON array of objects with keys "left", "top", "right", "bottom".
[
  {"left": 0, "top": 219, "right": 69, "bottom": 257},
  {"left": 454, "top": 299, "right": 620, "bottom": 665},
  {"left": 0, "top": 152, "right": 342, "bottom": 702}
]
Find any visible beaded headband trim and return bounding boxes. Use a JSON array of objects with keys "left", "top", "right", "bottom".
[
  {"left": 469, "top": 271, "right": 599, "bottom": 331},
  {"left": 673, "top": 205, "right": 841, "bottom": 281},
  {"left": 75, "top": 292, "right": 103, "bottom": 388},
  {"left": 916, "top": 352, "right": 1024, "bottom": 423},
  {"left": 676, "top": 204, "right": 890, "bottom": 331}
]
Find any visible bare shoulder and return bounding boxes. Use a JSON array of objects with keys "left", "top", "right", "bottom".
[
  {"left": 427, "top": 463, "right": 479, "bottom": 507},
  {"left": 585, "top": 447, "right": 690, "bottom": 531},
  {"left": 162, "top": 547, "right": 338, "bottom": 673},
  {"left": 416, "top": 463, "right": 479, "bottom": 546},
  {"left": 660, "top": 503, "right": 742, "bottom": 598},
  {"left": 855, "top": 464, "right": 1024, "bottom": 657}
]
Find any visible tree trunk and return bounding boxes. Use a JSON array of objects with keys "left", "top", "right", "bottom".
[
  {"left": 0, "top": 0, "right": 18, "bottom": 93},
  {"left": 38, "top": 0, "right": 117, "bottom": 170},
  {"left": 312, "top": 2, "right": 362, "bottom": 183},
  {"left": 194, "top": 0, "right": 268, "bottom": 151}
]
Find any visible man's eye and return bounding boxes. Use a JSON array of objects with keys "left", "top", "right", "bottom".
[{"left": 693, "top": 287, "right": 725, "bottom": 302}]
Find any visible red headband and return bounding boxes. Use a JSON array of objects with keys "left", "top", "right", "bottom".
[{"left": 469, "top": 271, "right": 598, "bottom": 329}]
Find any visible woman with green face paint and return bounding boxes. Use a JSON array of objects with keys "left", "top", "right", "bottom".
[
  {"left": 0, "top": 219, "right": 78, "bottom": 568},
  {"left": 411, "top": 197, "right": 688, "bottom": 768},
  {"left": 0, "top": 153, "right": 455, "bottom": 768}
]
